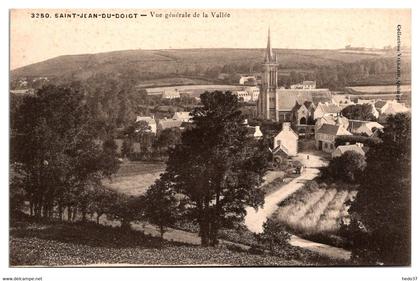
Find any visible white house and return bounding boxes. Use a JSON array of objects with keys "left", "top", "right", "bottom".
[
  {"left": 172, "top": 111, "right": 191, "bottom": 122},
  {"left": 272, "top": 122, "right": 299, "bottom": 157},
  {"left": 379, "top": 100, "right": 410, "bottom": 115},
  {"left": 135, "top": 116, "right": 157, "bottom": 134},
  {"left": 332, "top": 143, "right": 365, "bottom": 158},
  {"left": 239, "top": 75, "right": 257, "bottom": 85},
  {"left": 291, "top": 81, "right": 316, "bottom": 90}
]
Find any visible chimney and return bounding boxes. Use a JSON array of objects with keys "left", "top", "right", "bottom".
[
  {"left": 355, "top": 142, "right": 363, "bottom": 147},
  {"left": 283, "top": 122, "right": 291, "bottom": 130}
]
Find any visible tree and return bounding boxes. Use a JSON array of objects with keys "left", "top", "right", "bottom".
[
  {"left": 144, "top": 177, "right": 178, "bottom": 240},
  {"left": 321, "top": 151, "right": 366, "bottom": 183},
  {"left": 257, "top": 218, "right": 291, "bottom": 254},
  {"left": 346, "top": 113, "right": 411, "bottom": 265},
  {"left": 162, "top": 91, "right": 270, "bottom": 246},
  {"left": 153, "top": 127, "right": 182, "bottom": 156},
  {"left": 108, "top": 193, "right": 145, "bottom": 230},
  {"left": 342, "top": 104, "right": 377, "bottom": 121},
  {"left": 11, "top": 84, "right": 119, "bottom": 220}
]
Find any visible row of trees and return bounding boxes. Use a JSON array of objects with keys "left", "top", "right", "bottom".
[
  {"left": 11, "top": 88, "right": 272, "bottom": 247},
  {"left": 10, "top": 84, "right": 120, "bottom": 220}
]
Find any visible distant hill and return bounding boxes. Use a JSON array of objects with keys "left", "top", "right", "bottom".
[{"left": 11, "top": 48, "right": 402, "bottom": 82}]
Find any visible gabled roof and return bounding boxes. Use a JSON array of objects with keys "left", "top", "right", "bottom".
[
  {"left": 317, "top": 124, "right": 352, "bottom": 136},
  {"left": 136, "top": 116, "right": 156, "bottom": 124},
  {"left": 374, "top": 100, "right": 387, "bottom": 110},
  {"left": 335, "top": 144, "right": 365, "bottom": 156},
  {"left": 158, "top": 119, "right": 183, "bottom": 130},
  {"left": 173, "top": 111, "right": 191, "bottom": 120},
  {"left": 276, "top": 89, "right": 332, "bottom": 111},
  {"left": 317, "top": 103, "right": 341, "bottom": 114}
]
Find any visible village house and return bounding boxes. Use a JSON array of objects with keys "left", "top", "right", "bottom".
[
  {"left": 157, "top": 118, "right": 184, "bottom": 134},
  {"left": 135, "top": 116, "right": 157, "bottom": 134},
  {"left": 239, "top": 75, "right": 257, "bottom": 85},
  {"left": 315, "top": 123, "right": 352, "bottom": 153},
  {"left": 378, "top": 100, "right": 410, "bottom": 115},
  {"left": 315, "top": 115, "right": 349, "bottom": 133},
  {"left": 272, "top": 122, "right": 299, "bottom": 157},
  {"left": 290, "top": 81, "right": 316, "bottom": 90},
  {"left": 233, "top": 86, "right": 260, "bottom": 102},
  {"left": 347, "top": 120, "right": 384, "bottom": 137},
  {"left": 332, "top": 143, "right": 365, "bottom": 158},
  {"left": 172, "top": 111, "right": 192, "bottom": 122},
  {"left": 332, "top": 95, "right": 354, "bottom": 109},
  {"left": 313, "top": 102, "right": 342, "bottom": 120}
]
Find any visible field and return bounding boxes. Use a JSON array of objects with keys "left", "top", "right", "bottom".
[
  {"left": 103, "top": 161, "right": 165, "bottom": 196},
  {"left": 272, "top": 182, "right": 357, "bottom": 236},
  {"left": 10, "top": 219, "right": 338, "bottom": 266}
]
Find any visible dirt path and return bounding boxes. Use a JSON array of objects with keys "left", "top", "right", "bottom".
[
  {"left": 289, "top": 235, "right": 351, "bottom": 260},
  {"left": 130, "top": 222, "right": 251, "bottom": 251},
  {"left": 244, "top": 152, "right": 327, "bottom": 234}
]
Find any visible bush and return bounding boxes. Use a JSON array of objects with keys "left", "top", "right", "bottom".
[{"left": 321, "top": 151, "right": 366, "bottom": 183}]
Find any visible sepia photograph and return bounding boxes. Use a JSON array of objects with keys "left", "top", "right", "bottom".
[{"left": 7, "top": 7, "right": 412, "bottom": 269}]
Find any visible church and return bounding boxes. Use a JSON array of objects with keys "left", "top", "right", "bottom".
[{"left": 257, "top": 29, "right": 332, "bottom": 123}]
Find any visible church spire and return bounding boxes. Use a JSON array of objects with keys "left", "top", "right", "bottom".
[{"left": 265, "top": 27, "right": 274, "bottom": 63}]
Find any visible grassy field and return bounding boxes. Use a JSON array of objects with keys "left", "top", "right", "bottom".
[
  {"left": 10, "top": 220, "right": 331, "bottom": 266},
  {"left": 103, "top": 161, "right": 165, "bottom": 196},
  {"left": 272, "top": 182, "right": 357, "bottom": 236}
]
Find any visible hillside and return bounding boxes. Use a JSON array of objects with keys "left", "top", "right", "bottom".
[{"left": 11, "top": 48, "right": 400, "bottom": 80}]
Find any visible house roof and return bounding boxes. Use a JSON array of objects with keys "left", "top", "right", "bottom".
[
  {"left": 158, "top": 119, "right": 183, "bottom": 130},
  {"left": 302, "top": 81, "right": 316, "bottom": 86},
  {"left": 317, "top": 103, "right": 341, "bottom": 114},
  {"left": 317, "top": 124, "right": 352, "bottom": 136},
  {"left": 374, "top": 100, "right": 387, "bottom": 110},
  {"left": 136, "top": 116, "right": 156, "bottom": 125},
  {"left": 173, "top": 111, "right": 191, "bottom": 120},
  {"left": 276, "top": 89, "right": 332, "bottom": 111},
  {"left": 335, "top": 144, "right": 365, "bottom": 156}
]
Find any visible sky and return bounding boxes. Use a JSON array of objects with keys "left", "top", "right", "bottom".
[{"left": 10, "top": 9, "right": 411, "bottom": 70}]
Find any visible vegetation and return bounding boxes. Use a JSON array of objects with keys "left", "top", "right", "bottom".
[
  {"left": 160, "top": 91, "right": 270, "bottom": 246},
  {"left": 273, "top": 181, "right": 357, "bottom": 236},
  {"left": 12, "top": 48, "right": 411, "bottom": 90},
  {"left": 341, "top": 104, "right": 377, "bottom": 121},
  {"left": 321, "top": 151, "right": 367, "bottom": 183},
  {"left": 10, "top": 84, "right": 120, "bottom": 221},
  {"left": 345, "top": 113, "right": 411, "bottom": 265},
  {"left": 335, "top": 135, "right": 382, "bottom": 147},
  {"left": 10, "top": 218, "right": 337, "bottom": 266},
  {"left": 144, "top": 178, "right": 179, "bottom": 239}
]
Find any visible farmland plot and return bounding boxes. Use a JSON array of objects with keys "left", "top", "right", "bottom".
[
  {"left": 103, "top": 161, "right": 166, "bottom": 196},
  {"left": 273, "top": 182, "right": 357, "bottom": 235}
]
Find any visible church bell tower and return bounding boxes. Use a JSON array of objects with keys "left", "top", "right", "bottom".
[{"left": 258, "top": 28, "right": 279, "bottom": 120}]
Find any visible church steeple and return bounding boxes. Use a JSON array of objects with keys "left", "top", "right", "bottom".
[{"left": 265, "top": 27, "right": 275, "bottom": 63}]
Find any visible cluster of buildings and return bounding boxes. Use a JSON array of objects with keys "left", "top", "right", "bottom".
[{"left": 255, "top": 29, "right": 410, "bottom": 160}]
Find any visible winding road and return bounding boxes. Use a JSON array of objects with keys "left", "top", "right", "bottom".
[
  {"left": 244, "top": 153, "right": 326, "bottom": 233},
  {"left": 244, "top": 152, "right": 352, "bottom": 260}
]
